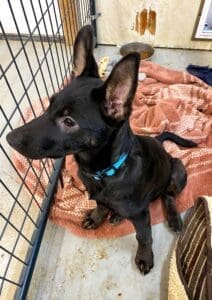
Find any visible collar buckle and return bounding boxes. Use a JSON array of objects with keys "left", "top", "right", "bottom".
[{"left": 92, "top": 153, "right": 128, "bottom": 181}]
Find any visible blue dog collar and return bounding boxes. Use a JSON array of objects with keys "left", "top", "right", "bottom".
[{"left": 93, "top": 153, "right": 128, "bottom": 181}]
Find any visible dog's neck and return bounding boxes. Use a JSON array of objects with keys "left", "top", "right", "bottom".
[{"left": 75, "top": 121, "right": 134, "bottom": 174}]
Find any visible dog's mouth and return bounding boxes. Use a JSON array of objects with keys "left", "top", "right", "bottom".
[
  {"left": 7, "top": 131, "right": 59, "bottom": 160},
  {"left": 6, "top": 124, "right": 108, "bottom": 161}
]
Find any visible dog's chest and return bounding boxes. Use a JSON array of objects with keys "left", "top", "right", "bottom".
[
  {"left": 86, "top": 172, "right": 143, "bottom": 217},
  {"left": 79, "top": 156, "right": 146, "bottom": 217}
]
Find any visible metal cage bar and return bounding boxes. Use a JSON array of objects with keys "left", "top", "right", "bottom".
[{"left": 0, "top": 0, "right": 96, "bottom": 298}]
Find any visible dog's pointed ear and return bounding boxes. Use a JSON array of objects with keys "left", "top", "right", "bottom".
[
  {"left": 72, "top": 25, "right": 99, "bottom": 78},
  {"left": 102, "top": 53, "right": 140, "bottom": 121}
]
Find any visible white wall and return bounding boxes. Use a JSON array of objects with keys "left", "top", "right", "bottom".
[
  {"left": 96, "top": 0, "right": 212, "bottom": 50},
  {"left": 0, "top": 0, "right": 61, "bottom": 36}
]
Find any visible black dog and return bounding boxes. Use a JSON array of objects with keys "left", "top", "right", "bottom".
[{"left": 7, "top": 25, "right": 196, "bottom": 274}]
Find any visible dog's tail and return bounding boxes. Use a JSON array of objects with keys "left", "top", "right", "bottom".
[{"left": 156, "top": 131, "right": 197, "bottom": 148}]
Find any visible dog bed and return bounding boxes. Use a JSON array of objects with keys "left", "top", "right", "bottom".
[
  {"left": 13, "top": 61, "right": 212, "bottom": 238},
  {"left": 168, "top": 196, "right": 212, "bottom": 300}
]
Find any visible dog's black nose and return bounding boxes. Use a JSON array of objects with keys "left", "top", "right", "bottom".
[{"left": 6, "top": 131, "right": 23, "bottom": 150}]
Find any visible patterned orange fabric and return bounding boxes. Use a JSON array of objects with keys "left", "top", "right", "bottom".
[{"left": 13, "top": 61, "right": 212, "bottom": 238}]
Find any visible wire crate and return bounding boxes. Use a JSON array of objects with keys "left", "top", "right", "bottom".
[{"left": 0, "top": 1, "right": 95, "bottom": 298}]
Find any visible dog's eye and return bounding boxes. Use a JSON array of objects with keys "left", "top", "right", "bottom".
[{"left": 63, "top": 117, "right": 75, "bottom": 127}]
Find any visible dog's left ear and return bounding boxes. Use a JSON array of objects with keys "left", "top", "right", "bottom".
[
  {"left": 72, "top": 25, "right": 99, "bottom": 78},
  {"left": 102, "top": 53, "right": 140, "bottom": 121}
]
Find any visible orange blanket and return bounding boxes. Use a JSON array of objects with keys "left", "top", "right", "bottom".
[{"left": 14, "top": 61, "right": 212, "bottom": 238}]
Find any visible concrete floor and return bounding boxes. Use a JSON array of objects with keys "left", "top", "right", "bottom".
[
  {"left": 27, "top": 220, "right": 176, "bottom": 300},
  {"left": 1, "top": 43, "right": 211, "bottom": 300}
]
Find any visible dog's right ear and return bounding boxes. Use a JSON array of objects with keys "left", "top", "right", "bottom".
[{"left": 72, "top": 25, "right": 99, "bottom": 78}]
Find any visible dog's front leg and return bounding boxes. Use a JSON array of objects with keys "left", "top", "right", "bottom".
[
  {"left": 82, "top": 204, "right": 109, "bottom": 229},
  {"left": 130, "top": 208, "right": 153, "bottom": 275}
]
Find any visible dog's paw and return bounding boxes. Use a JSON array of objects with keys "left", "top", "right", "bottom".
[
  {"left": 109, "top": 213, "right": 124, "bottom": 225},
  {"left": 135, "top": 252, "right": 154, "bottom": 275},
  {"left": 82, "top": 213, "right": 103, "bottom": 230},
  {"left": 168, "top": 214, "right": 183, "bottom": 234}
]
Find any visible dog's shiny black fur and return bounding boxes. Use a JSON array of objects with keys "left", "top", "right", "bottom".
[{"left": 7, "top": 25, "right": 197, "bottom": 274}]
